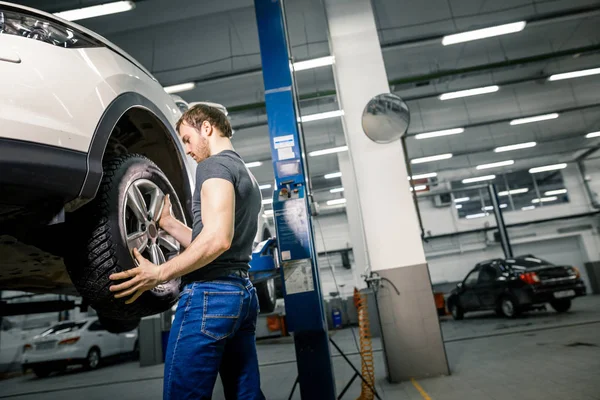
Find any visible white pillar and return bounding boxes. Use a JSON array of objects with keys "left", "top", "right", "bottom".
[
  {"left": 324, "top": 0, "right": 449, "bottom": 381},
  {"left": 337, "top": 151, "right": 369, "bottom": 289}
]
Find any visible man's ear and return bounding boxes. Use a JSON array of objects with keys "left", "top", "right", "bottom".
[{"left": 203, "top": 120, "right": 214, "bottom": 137}]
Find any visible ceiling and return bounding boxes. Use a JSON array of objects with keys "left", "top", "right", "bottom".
[{"left": 12, "top": 0, "right": 600, "bottom": 212}]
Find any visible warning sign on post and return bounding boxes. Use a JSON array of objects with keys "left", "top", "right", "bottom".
[{"left": 283, "top": 258, "right": 314, "bottom": 295}]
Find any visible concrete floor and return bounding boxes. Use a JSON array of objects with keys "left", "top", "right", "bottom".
[{"left": 1, "top": 295, "right": 599, "bottom": 400}]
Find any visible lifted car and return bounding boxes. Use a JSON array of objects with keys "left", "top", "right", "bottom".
[
  {"left": 446, "top": 255, "right": 587, "bottom": 319},
  {"left": 0, "top": 2, "right": 274, "bottom": 331}
]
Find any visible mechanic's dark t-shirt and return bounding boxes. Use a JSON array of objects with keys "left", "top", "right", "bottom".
[{"left": 183, "top": 150, "right": 262, "bottom": 282}]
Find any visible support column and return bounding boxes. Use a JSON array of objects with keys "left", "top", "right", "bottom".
[
  {"left": 337, "top": 151, "right": 369, "bottom": 288},
  {"left": 324, "top": 0, "right": 450, "bottom": 381}
]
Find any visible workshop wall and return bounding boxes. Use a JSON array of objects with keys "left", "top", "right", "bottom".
[{"left": 313, "top": 163, "right": 600, "bottom": 288}]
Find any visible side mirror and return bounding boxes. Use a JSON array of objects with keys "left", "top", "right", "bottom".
[{"left": 456, "top": 282, "right": 463, "bottom": 290}]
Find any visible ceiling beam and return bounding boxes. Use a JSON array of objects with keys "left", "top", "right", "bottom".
[
  {"left": 380, "top": 4, "right": 600, "bottom": 52},
  {"left": 228, "top": 42, "right": 600, "bottom": 121},
  {"left": 406, "top": 102, "right": 600, "bottom": 138}
]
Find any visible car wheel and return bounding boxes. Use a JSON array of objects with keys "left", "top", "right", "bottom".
[
  {"left": 499, "top": 295, "right": 520, "bottom": 318},
  {"left": 85, "top": 348, "right": 101, "bottom": 370},
  {"left": 98, "top": 314, "right": 140, "bottom": 334},
  {"left": 32, "top": 367, "right": 52, "bottom": 378},
  {"left": 256, "top": 278, "right": 277, "bottom": 314},
  {"left": 450, "top": 302, "right": 464, "bottom": 320},
  {"left": 550, "top": 298, "right": 572, "bottom": 313},
  {"left": 65, "top": 154, "right": 185, "bottom": 320}
]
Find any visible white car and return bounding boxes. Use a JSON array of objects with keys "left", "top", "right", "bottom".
[
  {"left": 0, "top": 1, "right": 275, "bottom": 330},
  {"left": 0, "top": 1, "right": 195, "bottom": 332},
  {"left": 22, "top": 318, "right": 138, "bottom": 378}
]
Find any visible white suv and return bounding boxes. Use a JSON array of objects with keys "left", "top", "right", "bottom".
[
  {"left": 0, "top": 2, "right": 196, "bottom": 332},
  {"left": 0, "top": 2, "right": 277, "bottom": 330}
]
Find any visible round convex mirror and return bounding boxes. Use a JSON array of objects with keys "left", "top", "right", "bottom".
[{"left": 361, "top": 93, "right": 410, "bottom": 143}]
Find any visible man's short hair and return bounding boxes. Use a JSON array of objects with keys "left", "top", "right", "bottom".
[{"left": 176, "top": 103, "right": 233, "bottom": 138}]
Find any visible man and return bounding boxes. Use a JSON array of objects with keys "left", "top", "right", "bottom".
[{"left": 109, "top": 104, "right": 265, "bottom": 400}]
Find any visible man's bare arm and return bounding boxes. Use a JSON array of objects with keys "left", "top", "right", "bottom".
[
  {"left": 158, "top": 178, "right": 235, "bottom": 282},
  {"left": 160, "top": 214, "right": 193, "bottom": 248}
]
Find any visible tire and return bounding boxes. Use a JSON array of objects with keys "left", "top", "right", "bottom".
[
  {"left": 256, "top": 278, "right": 277, "bottom": 314},
  {"left": 550, "top": 298, "right": 572, "bottom": 313},
  {"left": 450, "top": 302, "right": 464, "bottom": 320},
  {"left": 32, "top": 367, "right": 52, "bottom": 378},
  {"left": 499, "top": 295, "right": 520, "bottom": 318},
  {"left": 65, "top": 154, "right": 186, "bottom": 320},
  {"left": 85, "top": 348, "right": 101, "bottom": 370},
  {"left": 98, "top": 314, "right": 140, "bottom": 334}
]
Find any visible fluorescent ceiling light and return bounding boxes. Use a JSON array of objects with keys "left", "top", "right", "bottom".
[
  {"left": 164, "top": 82, "right": 196, "bottom": 94},
  {"left": 309, "top": 145, "right": 348, "bottom": 157},
  {"left": 442, "top": 21, "right": 526, "bottom": 46},
  {"left": 476, "top": 160, "right": 514, "bottom": 170},
  {"left": 532, "top": 196, "right": 558, "bottom": 203},
  {"left": 548, "top": 67, "right": 600, "bottom": 81},
  {"left": 300, "top": 110, "right": 344, "bottom": 123},
  {"left": 330, "top": 187, "right": 345, "bottom": 193},
  {"left": 411, "top": 153, "right": 453, "bottom": 164},
  {"left": 585, "top": 131, "right": 600, "bottom": 139},
  {"left": 483, "top": 204, "right": 507, "bottom": 211},
  {"left": 293, "top": 56, "right": 335, "bottom": 71},
  {"left": 410, "top": 185, "right": 427, "bottom": 192},
  {"left": 439, "top": 85, "right": 499, "bottom": 100},
  {"left": 259, "top": 184, "right": 272, "bottom": 190},
  {"left": 494, "top": 142, "right": 536, "bottom": 153},
  {"left": 54, "top": 1, "right": 135, "bottom": 21},
  {"left": 510, "top": 113, "right": 559, "bottom": 125},
  {"left": 415, "top": 128, "right": 464, "bottom": 140},
  {"left": 529, "top": 163, "right": 567, "bottom": 174},
  {"left": 409, "top": 172, "right": 438, "bottom": 180},
  {"left": 245, "top": 161, "right": 263, "bottom": 168},
  {"left": 466, "top": 213, "right": 489, "bottom": 219},
  {"left": 262, "top": 198, "right": 273, "bottom": 205},
  {"left": 455, "top": 204, "right": 463, "bottom": 209},
  {"left": 522, "top": 205, "right": 536, "bottom": 211},
  {"left": 327, "top": 198, "right": 347, "bottom": 206},
  {"left": 544, "top": 189, "right": 567, "bottom": 196},
  {"left": 263, "top": 209, "right": 274, "bottom": 216},
  {"left": 324, "top": 172, "right": 342, "bottom": 179},
  {"left": 498, "top": 188, "right": 529, "bottom": 196},
  {"left": 454, "top": 197, "right": 470, "bottom": 203},
  {"left": 462, "top": 175, "right": 496, "bottom": 184}
]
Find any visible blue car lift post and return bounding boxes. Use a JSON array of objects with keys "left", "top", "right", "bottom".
[{"left": 253, "top": 1, "right": 381, "bottom": 399}]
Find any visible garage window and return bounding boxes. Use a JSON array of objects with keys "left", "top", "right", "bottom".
[{"left": 451, "top": 168, "right": 569, "bottom": 219}]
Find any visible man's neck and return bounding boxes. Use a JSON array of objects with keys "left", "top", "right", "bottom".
[{"left": 209, "top": 137, "right": 234, "bottom": 156}]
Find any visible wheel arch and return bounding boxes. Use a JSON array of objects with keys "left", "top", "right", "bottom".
[{"left": 79, "top": 92, "right": 193, "bottom": 224}]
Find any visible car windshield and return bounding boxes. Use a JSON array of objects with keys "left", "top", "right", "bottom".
[
  {"left": 505, "top": 256, "right": 553, "bottom": 270},
  {"left": 39, "top": 321, "right": 87, "bottom": 336}
]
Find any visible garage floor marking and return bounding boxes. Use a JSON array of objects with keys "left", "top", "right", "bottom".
[{"left": 411, "top": 378, "right": 432, "bottom": 400}]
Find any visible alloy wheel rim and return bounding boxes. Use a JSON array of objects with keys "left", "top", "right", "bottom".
[
  {"left": 502, "top": 300, "right": 514, "bottom": 316},
  {"left": 267, "top": 278, "right": 276, "bottom": 303},
  {"left": 89, "top": 350, "right": 99, "bottom": 368},
  {"left": 123, "top": 179, "right": 180, "bottom": 268}
]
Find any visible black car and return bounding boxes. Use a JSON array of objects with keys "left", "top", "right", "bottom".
[{"left": 446, "top": 255, "right": 587, "bottom": 319}]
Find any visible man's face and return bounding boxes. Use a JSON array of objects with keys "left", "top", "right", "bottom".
[{"left": 179, "top": 121, "right": 210, "bottom": 163}]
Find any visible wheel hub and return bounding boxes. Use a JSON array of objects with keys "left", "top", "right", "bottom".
[{"left": 147, "top": 222, "right": 158, "bottom": 240}]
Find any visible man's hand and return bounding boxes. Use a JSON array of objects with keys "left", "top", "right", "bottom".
[
  {"left": 157, "top": 194, "right": 174, "bottom": 229},
  {"left": 109, "top": 248, "right": 163, "bottom": 304}
]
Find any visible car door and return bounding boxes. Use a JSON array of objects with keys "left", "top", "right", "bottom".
[
  {"left": 87, "top": 320, "right": 120, "bottom": 357},
  {"left": 458, "top": 268, "right": 481, "bottom": 311},
  {"left": 475, "top": 264, "right": 501, "bottom": 309}
]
